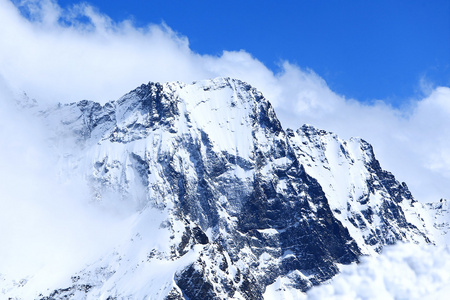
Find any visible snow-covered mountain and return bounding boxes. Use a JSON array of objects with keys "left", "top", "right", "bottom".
[{"left": 2, "top": 78, "right": 445, "bottom": 299}]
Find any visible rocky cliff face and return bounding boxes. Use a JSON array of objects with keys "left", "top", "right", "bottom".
[
  {"left": 10, "top": 78, "right": 434, "bottom": 299},
  {"left": 288, "top": 125, "right": 431, "bottom": 255}
]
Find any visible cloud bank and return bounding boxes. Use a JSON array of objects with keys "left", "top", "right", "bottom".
[
  {"left": 0, "top": 0, "right": 449, "bottom": 205},
  {"left": 306, "top": 243, "right": 450, "bottom": 299}
]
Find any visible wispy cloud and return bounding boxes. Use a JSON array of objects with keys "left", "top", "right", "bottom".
[{"left": 0, "top": 82, "right": 126, "bottom": 292}]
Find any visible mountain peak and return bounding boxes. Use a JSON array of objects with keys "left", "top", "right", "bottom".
[
  {"left": 7, "top": 78, "right": 436, "bottom": 300},
  {"left": 51, "top": 78, "right": 283, "bottom": 146}
]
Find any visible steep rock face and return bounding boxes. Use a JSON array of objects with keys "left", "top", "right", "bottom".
[
  {"left": 287, "top": 125, "right": 430, "bottom": 254},
  {"left": 23, "top": 78, "right": 430, "bottom": 299}
]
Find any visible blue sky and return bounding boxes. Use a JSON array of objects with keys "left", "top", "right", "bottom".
[
  {"left": 55, "top": 0, "right": 450, "bottom": 106},
  {"left": 1, "top": 0, "right": 450, "bottom": 202}
]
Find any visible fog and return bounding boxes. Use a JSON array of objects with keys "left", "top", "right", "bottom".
[{"left": 0, "top": 79, "right": 129, "bottom": 294}]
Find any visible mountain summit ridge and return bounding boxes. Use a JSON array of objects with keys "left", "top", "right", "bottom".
[{"left": 4, "top": 78, "right": 440, "bottom": 299}]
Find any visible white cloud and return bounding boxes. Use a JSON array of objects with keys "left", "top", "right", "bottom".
[
  {"left": 306, "top": 243, "right": 450, "bottom": 300},
  {"left": 0, "top": 0, "right": 449, "bottom": 205},
  {"left": 0, "top": 0, "right": 207, "bottom": 103},
  {"left": 0, "top": 74, "right": 127, "bottom": 292}
]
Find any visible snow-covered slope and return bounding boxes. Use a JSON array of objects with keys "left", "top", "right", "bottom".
[
  {"left": 287, "top": 125, "right": 430, "bottom": 255},
  {"left": 2, "top": 78, "right": 438, "bottom": 299},
  {"left": 423, "top": 199, "right": 450, "bottom": 245}
]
